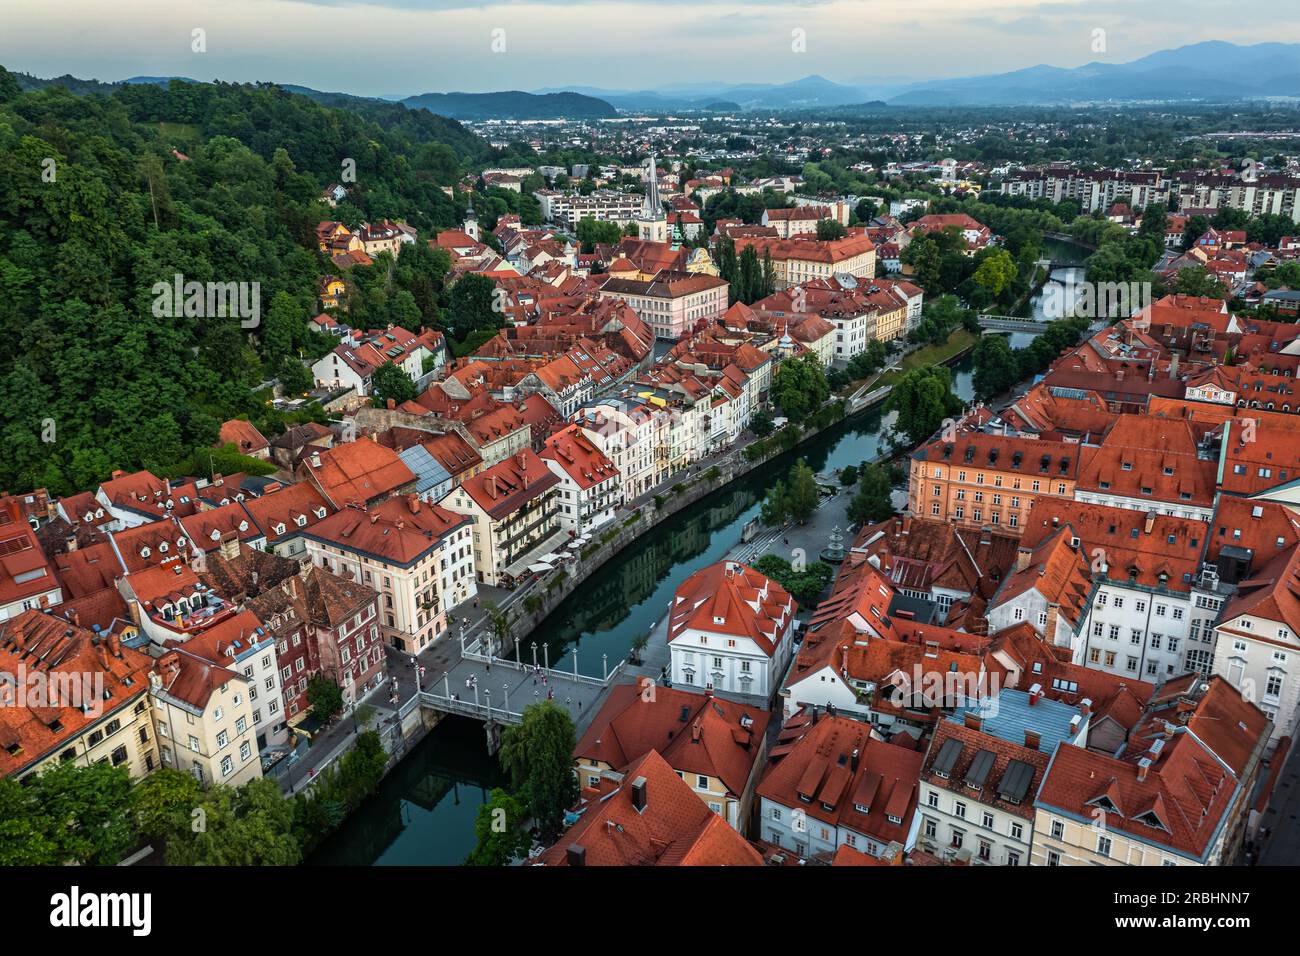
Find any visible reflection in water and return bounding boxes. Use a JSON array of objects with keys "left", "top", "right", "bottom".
[{"left": 312, "top": 247, "right": 1084, "bottom": 865}]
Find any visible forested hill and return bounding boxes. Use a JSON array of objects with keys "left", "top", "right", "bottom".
[{"left": 0, "top": 67, "right": 494, "bottom": 497}]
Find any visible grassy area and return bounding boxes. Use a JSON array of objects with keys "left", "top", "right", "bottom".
[{"left": 875, "top": 328, "right": 978, "bottom": 390}]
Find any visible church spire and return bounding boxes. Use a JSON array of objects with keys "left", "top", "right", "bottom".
[{"left": 643, "top": 153, "right": 663, "bottom": 221}]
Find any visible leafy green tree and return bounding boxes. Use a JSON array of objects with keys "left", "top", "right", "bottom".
[
  {"left": 771, "top": 354, "right": 829, "bottom": 421},
  {"left": 750, "top": 408, "right": 774, "bottom": 437},
  {"left": 971, "top": 248, "right": 1018, "bottom": 301},
  {"left": 576, "top": 216, "right": 624, "bottom": 252},
  {"left": 847, "top": 463, "right": 896, "bottom": 525},
  {"left": 34, "top": 759, "right": 135, "bottom": 865},
  {"left": 785, "top": 459, "right": 820, "bottom": 525},
  {"left": 465, "top": 788, "right": 531, "bottom": 866},
  {"left": 761, "top": 478, "right": 788, "bottom": 526},
  {"left": 816, "top": 219, "right": 848, "bottom": 240},
  {"left": 131, "top": 767, "right": 204, "bottom": 846},
  {"left": 168, "top": 779, "right": 301, "bottom": 866},
  {"left": 0, "top": 777, "right": 59, "bottom": 865},
  {"left": 277, "top": 357, "right": 315, "bottom": 395},
  {"left": 499, "top": 701, "right": 579, "bottom": 840},
  {"left": 884, "top": 366, "right": 963, "bottom": 447},
  {"left": 370, "top": 361, "right": 418, "bottom": 407},
  {"left": 307, "top": 674, "right": 345, "bottom": 723},
  {"left": 446, "top": 272, "right": 501, "bottom": 342},
  {"left": 971, "top": 333, "right": 1019, "bottom": 401}
]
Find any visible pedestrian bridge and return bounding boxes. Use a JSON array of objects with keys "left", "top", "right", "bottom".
[
  {"left": 417, "top": 648, "right": 628, "bottom": 733},
  {"left": 977, "top": 313, "right": 1051, "bottom": 334}
]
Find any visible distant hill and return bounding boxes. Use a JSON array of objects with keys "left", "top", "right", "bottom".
[
  {"left": 401, "top": 90, "right": 617, "bottom": 120},
  {"left": 887, "top": 41, "right": 1300, "bottom": 105}
]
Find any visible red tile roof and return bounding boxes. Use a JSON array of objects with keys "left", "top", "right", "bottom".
[
  {"left": 668, "top": 561, "right": 794, "bottom": 658},
  {"left": 539, "top": 749, "right": 762, "bottom": 866},
  {"left": 576, "top": 684, "right": 769, "bottom": 798}
]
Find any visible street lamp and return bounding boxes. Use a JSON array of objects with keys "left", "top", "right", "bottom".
[{"left": 531, "top": 642, "right": 538, "bottom": 668}]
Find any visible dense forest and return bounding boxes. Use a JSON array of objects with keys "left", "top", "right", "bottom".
[{"left": 0, "top": 66, "right": 495, "bottom": 497}]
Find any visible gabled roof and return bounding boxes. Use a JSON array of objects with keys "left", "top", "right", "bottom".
[
  {"left": 668, "top": 561, "right": 793, "bottom": 657},
  {"left": 539, "top": 749, "right": 762, "bottom": 866}
]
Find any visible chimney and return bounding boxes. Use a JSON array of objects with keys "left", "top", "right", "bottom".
[
  {"left": 1024, "top": 729, "right": 1041, "bottom": 750},
  {"left": 311, "top": 452, "right": 322, "bottom": 469},
  {"left": 1044, "top": 604, "right": 1060, "bottom": 645},
  {"left": 691, "top": 718, "right": 702, "bottom": 743},
  {"left": 850, "top": 747, "right": 860, "bottom": 773},
  {"left": 1137, "top": 757, "right": 1152, "bottom": 783},
  {"left": 408, "top": 493, "right": 421, "bottom": 514},
  {"left": 65, "top": 533, "right": 79, "bottom": 553},
  {"left": 566, "top": 844, "right": 586, "bottom": 867},
  {"left": 1143, "top": 511, "right": 1155, "bottom": 535},
  {"left": 964, "top": 712, "right": 983, "bottom": 731},
  {"left": 386, "top": 399, "right": 396, "bottom": 410},
  {"left": 1079, "top": 698, "right": 1092, "bottom": 716},
  {"left": 1028, "top": 682, "right": 1042, "bottom": 706},
  {"left": 1069, "top": 714, "right": 1082, "bottom": 737},
  {"left": 219, "top": 533, "right": 240, "bottom": 560},
  {"left": 1015, "top": 548, "right": 1032, "bottom": 572},
  {"left": 631, "top": 775, "right": 648, "bottom": 812}
]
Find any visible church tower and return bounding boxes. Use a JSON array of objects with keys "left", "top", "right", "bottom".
[
  {"left": 464, "top": 202, "right": 479, "bottom": 242},
  {"left": 636, "top": 154, "right": 668, "bottom": 244}
]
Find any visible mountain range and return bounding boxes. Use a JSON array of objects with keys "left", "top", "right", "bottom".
[
  {"left": 537, "top": 41, "right": 1300, "bottom": 110},
  {"left": 12, "top": 41, "right": 1300, "bottom": 118}
]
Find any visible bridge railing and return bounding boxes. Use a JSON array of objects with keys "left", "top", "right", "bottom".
[
  {"left": 461, "top": 649, "right": 626, "bottom": 687},
  {"left": 418, "top": 690, "right": 525, "bottom": 724}
]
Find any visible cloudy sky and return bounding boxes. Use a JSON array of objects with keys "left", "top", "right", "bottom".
[{"left": 2, "top": 0, "right": 1294, "bottom": 96}]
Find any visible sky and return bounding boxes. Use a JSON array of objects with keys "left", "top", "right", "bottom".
[{"left": 1, "top": 0, "right": 1296, "bottom": 96}]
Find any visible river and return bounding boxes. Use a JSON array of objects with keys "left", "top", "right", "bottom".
[{"left": 308, "top": 241, "right": 1089, "bottom": 866}]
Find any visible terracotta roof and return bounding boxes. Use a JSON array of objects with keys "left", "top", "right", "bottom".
[
  {"left": 0, "top": 610, "right": 153, "bottom": 778},
  {"left": 668, "top": 561, "right": 794, "bottom": 658},
  {"left": 304, "top": 494, "right": 469, "bottom": 568},
  {"left": 576, "top": 684, "right": 769, "bottom": 798},
  {"left": 300, "top": 437, "right": 415, "bottom": 508},
  {"left": 457, "top": 449, "right": 559, "bottom": 520},
  {"left": 757, "top": 712, "right": 923, "bottom": 848},
  {"left": 1036, "top": 677, "right": 1268, "bottom": 862},
  {"left": 216, "top": 418, "right": 269, "bottom": 456},
  {"left": 539, "top": 749, "right": 762, "bottom": 866}
]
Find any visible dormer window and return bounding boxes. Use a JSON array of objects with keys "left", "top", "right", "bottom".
[
  {"left": 314, "top": 508, "right": 326, "bottom": 519},
  {"left": 210, "top": 529, "right": 221, "bottom": 541},
  {"left": 159, "top": 542, "right": 168, "bottom": 552},
  {"left": 274, "top": 523, "right": 286, "bottom": 535},
  {"left": 140, "top": 547, "right": 151, "bottom": 558},
  {"left": 238, "top": 521, "right": 248, "bottom": 532}
]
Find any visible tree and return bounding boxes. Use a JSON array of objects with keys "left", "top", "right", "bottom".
[
  {"left": 499, "top": 701, "right": 579, "bottom": 839},
  {"left": 0, "top": 777, "right": 59, "bottom": 865},
  {"left": 370, "top": 361, "right": 418, "bottom": 407},
  {"left": 750, "top": 408, "right": 774, "bottom": 437},
  {"left": 277, "top": 357, "right": 315, "bottom": 395},
  {"left": 816, "top": 219, "right": 848, "bottom": 240},
  {"left": 971, "top": 248, "right": 1018, "bottom": 301},
  {"left": 785, "top": 459, "right": 820, "bottom": 525},
  {"left": 885, "top": 366, "right": 963, "bottom": 447},
  {"left": 465, "top": 788, "right": 531, "bottom": 866},
  {"left": 971, "top": 333, "right": 1019, "bottom": 401},
  {"left": 771, "top": 354, "right": 829, "bottom": 421},
  {"left": 576, "top": 216, "right": 624, "bottom": 253},
  {"left": 847, "top": 463, "right": 897, "bottom": 525},
  {"left": 1137, "top": 203, "right": 1168, "bottom": 241},
  {"left": 761, "top": 478, "right": 788, "bottom": 525},
  {"left": 307, "top": 674, "right": 345, "bottom": 723},
  {"left": 131, "top": 768, "right": 204, "bottom": 847},
  {"left": 33, "top": 759, "right": 135, "bottom": 865},
  {"left": 167, "top": 779, "right": 300, "bottom": 866},
  {"left": 446, "top": 272, "right": 501, "bottom": 342},
  {"left": 482, "top": 599, "right": 515, "bottom": 656}
]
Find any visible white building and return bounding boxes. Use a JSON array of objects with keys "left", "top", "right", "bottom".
[{"left": 667, "top": 561, "right": 795, "bottom": 701}]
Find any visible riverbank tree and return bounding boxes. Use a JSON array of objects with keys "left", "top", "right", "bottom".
[{"left": 499, "top": 701, "right": 579, "bottom": 841}]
